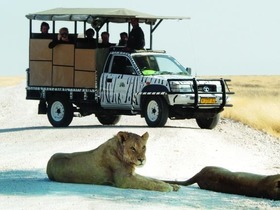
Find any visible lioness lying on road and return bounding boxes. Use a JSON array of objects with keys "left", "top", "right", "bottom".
[
  {"left": 47, "top": 131, "right": 179, "bottom": 192},
  {"left": 167, "top": 166, "right": 280, "bottom": 200}
]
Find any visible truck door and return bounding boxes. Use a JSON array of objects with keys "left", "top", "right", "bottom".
[{"left": 100, "top": 55, "right": 138, "bottom": 109}]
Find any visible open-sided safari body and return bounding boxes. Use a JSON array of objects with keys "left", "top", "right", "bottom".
[{"left": 25, "top": 8, "right": 233, "bottom": 128}]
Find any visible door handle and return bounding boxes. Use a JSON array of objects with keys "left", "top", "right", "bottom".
[{"left": 107, "top": 78, "right": 112, "bottom": 83}]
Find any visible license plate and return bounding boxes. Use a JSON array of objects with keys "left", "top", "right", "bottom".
[{"left": 200, "top": 97, "right": 216, "bottom": 104}]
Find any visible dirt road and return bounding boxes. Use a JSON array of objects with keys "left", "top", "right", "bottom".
[{"left": 0, "top": 82, "right": 279, "bottom": 209}]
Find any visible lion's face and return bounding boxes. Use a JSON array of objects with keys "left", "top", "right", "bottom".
[{"left": 117, "top": 131, "right": 149, "bottom": 167}]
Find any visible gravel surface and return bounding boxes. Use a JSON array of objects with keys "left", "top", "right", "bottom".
[{"left": 0, "top": 81, "right": 280, "bottom": 209}]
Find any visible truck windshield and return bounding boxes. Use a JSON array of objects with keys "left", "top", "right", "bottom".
[{"left": 132, "top": 54, "right": 189, "bottom": 76}]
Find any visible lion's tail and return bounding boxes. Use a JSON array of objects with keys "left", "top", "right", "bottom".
[
  {"left": 165, "top": 175, "right": 197, "bottom": 186},
  {"left": 181, "top": 175, "right": 197, "bottom": 186}
]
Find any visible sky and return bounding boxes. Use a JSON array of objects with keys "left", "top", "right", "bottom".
[{"left": 0, "top": 0, "right": 280, "bottom": 76}]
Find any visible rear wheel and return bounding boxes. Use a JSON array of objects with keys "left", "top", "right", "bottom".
[
  {"left": 144, "top": 96, "right": 169, "bottom": 127},
  {"left": 196, "top": 113, "right": 220, "bottom": 129},
  {"left": 96, "top": 114, "right": 121, "bottom": 125},
  {"left": 47, "top": 96, "right": 73, "bottom": 127}
]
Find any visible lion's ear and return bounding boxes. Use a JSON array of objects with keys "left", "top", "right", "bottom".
[
  {"left": 142, "top": 132, "right": 149, "bottom": 141},
  {"left": 117, "top": 131, "right": 128, "bottom": 144}
]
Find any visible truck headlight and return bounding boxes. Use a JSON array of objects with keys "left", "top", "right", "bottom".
[{"left": 169, "top": 81, "right": 193, "bottom": 92}]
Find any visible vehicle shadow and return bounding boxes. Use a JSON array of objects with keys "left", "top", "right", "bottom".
[{"left": 0, "top": 124, "right": 199, "bottom": 134}]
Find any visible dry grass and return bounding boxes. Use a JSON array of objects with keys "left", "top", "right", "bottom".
[
  {"left": 0, "top": 76, "right": 25, "bottom": 87},
  {"left": 219, "top": 75, "right": 280, "bottom": 139}
]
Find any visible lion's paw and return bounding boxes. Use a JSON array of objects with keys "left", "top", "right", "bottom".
[{"left": 171, "top": 184, "right": 180, "bottom": 191}]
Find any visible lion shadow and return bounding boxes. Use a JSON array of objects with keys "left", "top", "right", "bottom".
[{"left": 0, "top": 169, "right": 279, "bottom": 209}]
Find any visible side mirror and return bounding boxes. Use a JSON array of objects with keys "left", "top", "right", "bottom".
[{"left": 186, "top": 67, "right": 192, "bottom": 75}]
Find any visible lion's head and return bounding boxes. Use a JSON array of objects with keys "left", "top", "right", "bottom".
[{"left": 116, "top": 131, "right": 149, "bottom": 167}]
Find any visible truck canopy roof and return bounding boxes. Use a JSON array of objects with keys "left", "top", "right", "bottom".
[{"left": 25, "top": 8, "right": 189, "bottom": 24}]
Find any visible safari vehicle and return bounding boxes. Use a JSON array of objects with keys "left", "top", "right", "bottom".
[{"left": 25, "top": 8, "right": 233, "bottom": 128}]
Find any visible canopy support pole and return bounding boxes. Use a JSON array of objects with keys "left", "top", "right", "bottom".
[{"left": 150, "top": 19, "right": 163, "bottom": 50}]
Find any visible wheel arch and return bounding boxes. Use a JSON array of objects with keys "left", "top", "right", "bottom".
[
  {"left": 140, "top": 85, "right": 169, "bottom": 112},
  {"left": 46, "top": 91, "right": 69, "bottom": 104}
]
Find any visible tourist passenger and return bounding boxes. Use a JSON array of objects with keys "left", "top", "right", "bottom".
[
  {"left": 39, "top": 22, "right": 52, "bottom": 38},
  {"left": 57, "top": 27, "right": 71, "bottom": 42},
  {"left": 84, "top": 28, "right": 97, "bottom": 48},
  {"left": 85, "top": 28, "right": 96, "bottom": 40},
  {"left": 48, "top": 27, "right": 73, "bottom": 48},
  {"left": 127, "top": 18, "right": 145, "bottom": 50},
  {"left": 98, "top": 31, "right": 115, "bottom": 48},
  {"left": 40, "top": 22, "right": 50, "bottom": 34},
  {"left": 118, "top": 32, "right": 128, "bottom": 46}
]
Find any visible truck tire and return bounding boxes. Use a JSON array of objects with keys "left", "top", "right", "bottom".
[
  {"left": 97, "top": 114, "right": 121, "bottom": 125},
  {"left": 47, "top": 96, "right": 73, "bottom": 127},
  {"left": 196, "top": 113, "right": 220, "bottom": 129},
  {"left": 144, "top": 96, "right": 168, "bottom": 127}
]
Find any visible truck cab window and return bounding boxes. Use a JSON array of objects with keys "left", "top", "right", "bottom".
[{"left": 111, "top": 56, "right": 135, "bottom": 75}]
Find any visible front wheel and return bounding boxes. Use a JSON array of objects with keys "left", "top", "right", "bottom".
[
  {"left": 196, "top": 113, "right": 220, "bottom": 129},
  {"left": 96, "top": 114, "right": 121, "bottom": 125},
  {"left": 144, "top": 96, "right": 169, "bottom": 127},
  {"left": 47, "top": 96, "right": 73, "bottom": 127}
]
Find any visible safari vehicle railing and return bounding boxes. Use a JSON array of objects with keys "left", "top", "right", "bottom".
[
  {"left": 26, "top": 8, "right": 190, "bottom": 50},
  {"left": 26, "top": 8, "right": 189, "bottom": 91}
]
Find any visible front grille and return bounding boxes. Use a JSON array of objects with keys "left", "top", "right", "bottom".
[{"left": 197, "top": 84, "right": 217, "bottom": 92}]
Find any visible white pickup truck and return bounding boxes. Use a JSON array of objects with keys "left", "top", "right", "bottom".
[{"left": 25, "top": 8, "right": 233, "bottom": 128}]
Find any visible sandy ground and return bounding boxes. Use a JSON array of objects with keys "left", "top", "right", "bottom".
[{"left": 0, "top": 81, "right": 280, "bottom": 209}]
